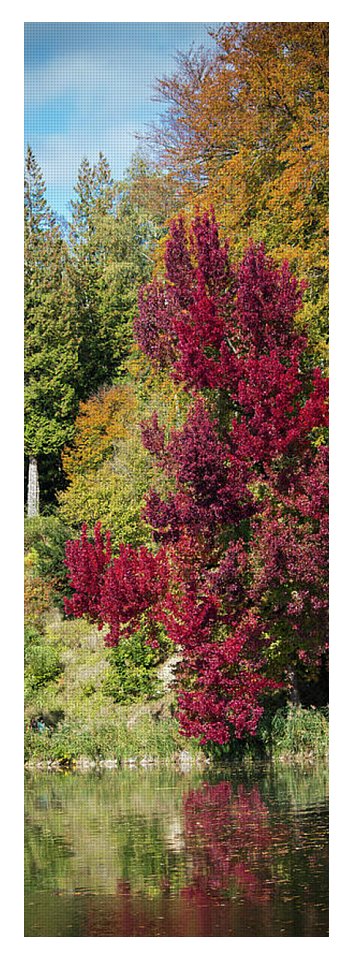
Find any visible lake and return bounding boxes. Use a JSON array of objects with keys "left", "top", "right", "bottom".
[{"left": 24, "top": 761, "right": 328, "bottom": 937}]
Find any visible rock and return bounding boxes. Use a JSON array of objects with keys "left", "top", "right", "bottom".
[
  {"left": 157, "top": 653, "right": 182, "bottom": 692},
  {"left": 177, "top": 750, "right": 194, "bottom": 771},
  {"left": 76, "top": 757, "right": 96, "bottom": 769},
  {"left": 140, "top": 756, "right": 155, "bottom": 766},
  {"left": 99, "top": 759, "right": 118, "bottom": 768}
]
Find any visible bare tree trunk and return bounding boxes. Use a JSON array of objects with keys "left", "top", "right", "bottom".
[
  {"left": 288, "top": 667, "right": 301, "bottom": 707},
  {"left": 27, "top": 456, "right": 40, "bottom": 517}
]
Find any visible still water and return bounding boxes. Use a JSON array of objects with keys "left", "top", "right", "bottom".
[{"left": 25, "top": 763, "right": 328, "bottom": 937}]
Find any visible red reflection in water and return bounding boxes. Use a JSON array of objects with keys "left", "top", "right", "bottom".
[
  {"left": 181, "top": 781, "right": 273, "bottom": 905},
  {"left": 84, "top": 781, "right": 289, "bottom": 935},
  {"left": 84, "top": 891, "right": 236, "bottom": 937}
]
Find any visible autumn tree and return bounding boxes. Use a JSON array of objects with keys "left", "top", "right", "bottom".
[
  {"left": 58, "top": 384, "right": 152, "bottom": 547},
  {"left": 59, "top": 365, "right": 188, "bottom": 547},
  {"left": 149, "top": 23, "right": 329, "bottom": 365},
  {"left": 64, "top": 212, "right": 328, "bottom": 746}
]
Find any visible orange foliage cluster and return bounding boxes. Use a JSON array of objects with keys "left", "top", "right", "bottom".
[
  {"left": 62, "top": 384, "right": 137, "bottom": 480},
  {"left": 153, "top": 22, "right": 328, "bottom": 362}
]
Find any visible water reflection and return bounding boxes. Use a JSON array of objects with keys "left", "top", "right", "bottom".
[
  {"left": 182, "top": 782, "right": 273, "bottom": 904},
  {"left": 25, "top": 764, "right": 328, "bottom": 937}
]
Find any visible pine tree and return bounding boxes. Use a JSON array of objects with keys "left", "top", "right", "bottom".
[
  {"left": 24, "top": 147, "right": 78, "bottom": 514},
  {"left": 67, "top": 152, "right": 152, "bottom": 393},
  {"left": 24, "top": 149, "right": 169, "bottom": 513}
]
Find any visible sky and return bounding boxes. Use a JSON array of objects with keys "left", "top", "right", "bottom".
[{"left": 24, "top": 22, "right": 221, "bottom": 220}]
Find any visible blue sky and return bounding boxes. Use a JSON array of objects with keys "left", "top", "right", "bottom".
[{"left": 24, "top": 22, "right": 221, "bottom": 219}]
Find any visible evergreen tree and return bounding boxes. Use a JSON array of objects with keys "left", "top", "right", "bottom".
[
  {"left": 24, "top": 147, "right": 79, "bottom": 514},
  {"left": 67, "top": 152, "right": 153, "bottom": 393},
  {"left": 24, "top": 149, "right": 167, "bottom": 513}
]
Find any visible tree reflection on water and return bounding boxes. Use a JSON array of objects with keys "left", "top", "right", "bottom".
[
  {"left": 181, "top": 782, "right": 273, "bottom": 904},
  {"left": 25, "top": 765, "right": 328, "bottom": 937}
]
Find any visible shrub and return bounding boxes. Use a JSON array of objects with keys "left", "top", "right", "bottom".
[
  {"left": 24, "top": 561, "right": 53, "bottom": 631},
  {"left": 24, "top": 514, "right": 74, "bottom": 609},
  {"left": 24, "top": 624, "right": 43, "bottom": 647},
  {"left": 271, "top": 706, "right": 329, "bottom": 757},
  {"left": 102, "top": 621, "right": 173, "bottom": 704},
  {"left": 24, "top": 644, "right": 63, "bottom": 690}
]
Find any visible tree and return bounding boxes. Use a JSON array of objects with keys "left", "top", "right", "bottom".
[
  {"left": 149, "top": 23, "right": 329, "bottom": 366},
  {"left": 58, "top": 365, "right": 188, "bottom": 547},
  {"left": 24, "top": 147, "right": 79, "bottom": 514},
  {"left": 24, "top": 149, "right": 165, "bottom": 512},
  {"left": 58, "top": 383, "right": 153, "bottom": 548},
  {"left": 64, "top": 211, "right": 328, "bottom": 746},
  {"left": 66, "top": 152, "right": 157, "bottom": 395},
  {"left": 121, "top": 154, "right": 179, "bottom": 227}
]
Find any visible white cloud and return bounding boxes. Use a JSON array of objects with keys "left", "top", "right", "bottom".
[
  {"left": 26, "top": 46, "right": 172, "bottom": 116},
  {"left": 24, "top": 23, "right": 220, "bottom": 214}
]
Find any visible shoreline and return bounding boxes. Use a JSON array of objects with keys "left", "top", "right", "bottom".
[{"left": 25, "top": 749, "right": 328, "bottom": 771}]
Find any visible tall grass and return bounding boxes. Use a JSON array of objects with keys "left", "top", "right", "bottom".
[{"left": 270, "top": 706, "right": 329, "bottom": 759}]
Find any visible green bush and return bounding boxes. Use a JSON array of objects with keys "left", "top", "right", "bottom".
[
  {"left": 25, "top": 644, "right": 63, "bottom": 690},
  {"left": 24, "top": 624, "right": 43, "bottom": 647},
  {"left": 204, "top": 703, "right": 329, "bottom": 762},
  {"left": 102, "top": 621, "right": 173, "bottom": 704},
  {"left": 24, "top": 514, "right": 74, "bottom": 608}
]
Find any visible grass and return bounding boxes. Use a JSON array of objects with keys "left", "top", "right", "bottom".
[
  {"left": 24, "top": 713, "right": 198, "bottom": 765},
  {"left": 270, "top": 704, "right": 329, "bottom": 760},
  {"left": 24, "top": 610, "right": 203, "bottom": 765}
]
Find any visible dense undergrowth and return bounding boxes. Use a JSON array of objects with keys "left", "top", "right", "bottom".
[{"left": 24, "top": 596, "right": 328, "bottom": 766}]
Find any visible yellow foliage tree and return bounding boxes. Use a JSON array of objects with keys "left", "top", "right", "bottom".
[{"left": 58, "top": 368, "right": 188, "bottom": 546}]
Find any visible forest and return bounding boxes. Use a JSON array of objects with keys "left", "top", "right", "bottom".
[{"left": 24, "top": 22, "right": 329, "bottom": 765}]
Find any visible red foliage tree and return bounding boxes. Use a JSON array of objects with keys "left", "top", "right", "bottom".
[
  {"left": 64, "top": 210, "right": 328, "bottom": 745},
  {"left": 64, "top": 523, "right": 111, "bottom": 622}
]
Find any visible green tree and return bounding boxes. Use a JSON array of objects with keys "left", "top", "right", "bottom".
[
  {"left": 66, "top": 152, "right": 156, "bottom": 392},
  {"left": 24, "top": 146, "right": 79, "bottom": 514},
  {"left": 120, "top": 154, "right": 179, "bottom": 227},
  {"left": 24, "top": 149, "right": 171, "bottom": 514}
]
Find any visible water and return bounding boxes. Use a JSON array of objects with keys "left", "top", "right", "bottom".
[{"left": 25, "top": 762, "right": 328, "bottom": 937}]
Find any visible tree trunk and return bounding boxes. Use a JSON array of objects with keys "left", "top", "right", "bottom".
[
  {"left": 27, "top": 456, "right": 40, "bottom": 516},
  {"left": 288, "top": 667, "right": 301, "bottom": 707}
]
